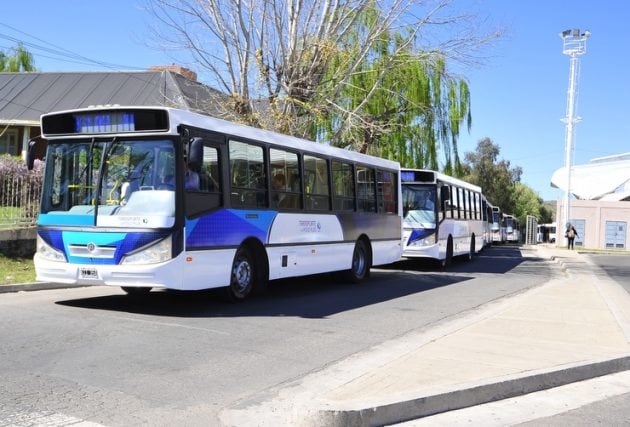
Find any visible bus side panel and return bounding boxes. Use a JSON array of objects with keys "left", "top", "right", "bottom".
[
  {"left": 185, "top": 209, "right": 277, "bottom": 248},
  {"left": 267, "top": 243, "right": 354, "bottom": 280},
  {"left": 181, "top": 247, "right": 236, "bottom": 290},
  {"left": 338, "top": 213, "right": 402, "bottom": 242}
]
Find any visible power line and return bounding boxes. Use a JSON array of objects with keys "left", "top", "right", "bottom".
[{"left": 0, "top": 22, "right": 145, "bottom": 70}]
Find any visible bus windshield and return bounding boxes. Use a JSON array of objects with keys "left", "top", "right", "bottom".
[
  {"left": 402, "top": 184, "right": 436, "bottom": 227},
  {"left": 491, "top": 211, "right": 502, "bottom": 229},
  {"left": 40, "top": 138, "right": 176, "bottom": 228}
]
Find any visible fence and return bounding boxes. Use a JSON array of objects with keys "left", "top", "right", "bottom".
[{"left": 0, "top": 174, "right": 42, "bottom": 228}]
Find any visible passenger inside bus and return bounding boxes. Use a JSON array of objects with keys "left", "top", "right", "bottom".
[{"left": 185, "top": 161, "right": 200, "bottom": 190}]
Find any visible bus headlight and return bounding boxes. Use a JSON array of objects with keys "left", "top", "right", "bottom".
[
  {"left": 121, "top": 236, "right": 172, "bottom": 265},
  {"left": 409, "top": 238, "right": 430, "bottom": 247},
  {"left": 37, "top": 236, "right": 66, "bottom": 262},
  {"left": 408, "top": 234, "right": 436, "bottom": 247}
]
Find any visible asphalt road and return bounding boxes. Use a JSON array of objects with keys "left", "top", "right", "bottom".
[{"left": 0, "top": 245, "right": 559, "bottom": 426}]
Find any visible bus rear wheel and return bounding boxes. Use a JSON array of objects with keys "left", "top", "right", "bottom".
[
  {"left": 467, "top": 235, "right": 476, "bottom": 260},
  {"left": 226, "top": 246, "right": 255, "bottom": 301},
  {"left": 346, "top": 239, "right": 371, "bottom": 283}
]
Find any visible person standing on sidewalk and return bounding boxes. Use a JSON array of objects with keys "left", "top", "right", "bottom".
[{"left": 566, "top": 223, "right": 578, "bottom": 250}]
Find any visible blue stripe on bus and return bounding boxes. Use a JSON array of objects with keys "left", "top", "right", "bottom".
[
  {"left": 38, "top": 213, "right": 95, "bottom": 226},
  {"left": 407, "top": 228, "right": 435, "bottom": 243},
  {"left": 38, "top": 229, "right": 169, "bottom": 265},
  {"left": 185, "top": 209, "right": 277, "bottom": 248}
]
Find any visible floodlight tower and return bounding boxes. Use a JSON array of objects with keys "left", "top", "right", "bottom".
[{"left": 559, "top": 28, "right": 590, "bottom": 243}]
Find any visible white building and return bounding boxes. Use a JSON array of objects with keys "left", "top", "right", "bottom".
[{"left": 551, "top": 153, "right": 630, "bottom": 250}]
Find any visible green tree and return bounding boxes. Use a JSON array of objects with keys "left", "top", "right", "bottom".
[
  {"left": 314, "top": 23, "right": 471, "bottom": 172},
  {"left": 461, "top": 137, "right": 522, "bottom": 213},
  {"left": 513, "top": 182, "right": 541, "bottom": 225},
  {"left": 0, "top": 43, "right": 35, "bottom": 72},
  {"left": 147, "top": 0, "right": 499, "bottom": 166}
]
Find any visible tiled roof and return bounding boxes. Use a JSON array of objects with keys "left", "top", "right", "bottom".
[{"left": 0, "top": 71, "right": 228, "bottom": 125}]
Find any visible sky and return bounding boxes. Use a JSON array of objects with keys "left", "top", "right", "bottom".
[{"left": 2, "top": 0, "right": 628, "bottom": 201}]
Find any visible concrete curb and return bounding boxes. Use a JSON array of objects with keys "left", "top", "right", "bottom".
[
  {"left": 0, "top": 282, "right": 83, "bottom": 293},
  {"left": 314, "top": 355, "right": 630, "bottom": 426}
]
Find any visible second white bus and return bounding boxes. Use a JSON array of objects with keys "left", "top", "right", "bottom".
[{"left": 401, "top": 169, "right": 485, "bottom": 266}]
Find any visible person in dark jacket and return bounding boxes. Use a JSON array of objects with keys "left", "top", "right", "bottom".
[{"left": 566, "top": 223, "right": 578, "bottom": 250}]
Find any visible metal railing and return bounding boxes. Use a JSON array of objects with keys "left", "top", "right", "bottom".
[{"left": 0, "top": 175, "right": 42, "bottom": 228}]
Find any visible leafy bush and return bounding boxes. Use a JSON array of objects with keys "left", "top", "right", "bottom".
[{"left": 0, "top": 155, "right": 43, "bottom": 210}]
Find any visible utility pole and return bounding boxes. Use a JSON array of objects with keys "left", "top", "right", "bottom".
[{"left": 559, "top": 28, "right": 590, "bottom": 245}]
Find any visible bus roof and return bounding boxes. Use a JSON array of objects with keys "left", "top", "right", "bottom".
[
  {"left": 41, "top": 105, "right": 400, "bottom": 171},
  {"left": 401, "top": 168, "right": 482, "bottom": 193}
]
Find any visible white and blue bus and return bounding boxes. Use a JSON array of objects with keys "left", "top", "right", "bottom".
[
  {"left": 400, "top": 169, "right": 485, "bottom": 266},
  {"left": 482, "top": 198, "right": 494, "bottom": 248},
  {"left": 28, "top": 106, "right": 402, "bottom": 300},
  {"left": 504, "top": 214, "right": 520, "bottom": 244},
  {"left": 491, "top": 206, "right": 507, "bottom": 244}
]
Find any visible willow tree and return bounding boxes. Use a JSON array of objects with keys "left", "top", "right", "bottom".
[
  {"left": 312, "top": 22, "right": 472, "bottom": 172},
  {"left": 0, "top": 43, "right": 35, "bottom": 72},
  {"left": 146, "top": 0, "right": 497, "bottom": 166}
]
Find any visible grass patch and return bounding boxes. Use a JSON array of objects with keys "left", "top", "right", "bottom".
[{"left": 0, "top": 254, "right": 36, "bottom": 285}]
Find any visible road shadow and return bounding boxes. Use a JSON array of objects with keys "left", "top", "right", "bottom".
[
  {"left": 55, "top": 269, "right": 472, "bottom": 319},
  {"left": 385, "top": 245, "right": 548, "bottom": 275}
]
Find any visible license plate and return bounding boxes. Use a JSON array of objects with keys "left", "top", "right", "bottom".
[{"left": 79, "top": 267, "right": 99, "bottom": 280}]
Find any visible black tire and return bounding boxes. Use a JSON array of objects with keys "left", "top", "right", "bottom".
[
  {"left": 467, "top": 235, "right": 476, "bottom": 260},
  {"left": 346, "top": 239, "right": 371, "bottom": 283},
  {"left": 121, "top": 286, "right": 152, "bottom": 295},
  {"left": 441, "top": 237, "right": 453, "bottom": 268},
  {"left": 226, "top": 246, "right": 255, "bottom": 301}
]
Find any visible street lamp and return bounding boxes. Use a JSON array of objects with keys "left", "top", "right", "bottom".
[{"left": 559, "top": 28, "right": 589, "bottom": 245}]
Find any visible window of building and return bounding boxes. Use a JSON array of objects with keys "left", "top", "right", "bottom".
[{"left": 0, "top": 129, "right": 18, "bottom": 155}]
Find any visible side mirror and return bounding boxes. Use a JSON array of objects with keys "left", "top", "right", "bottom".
[
  {"left": 440, "top": 186, "right": 450, "bottom": 204},
  {"left": 188, "top": 137, "right": 204, "bottom": 166},
  {"left": 26, "top": 139, "right": 41, "bottom": 170}
]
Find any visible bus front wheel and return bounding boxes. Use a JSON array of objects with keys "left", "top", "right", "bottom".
[
  {"left": 441, "top": 237, "right": 453, "bottom": 268},
  {"left": 121, "top": 286, "right": 151, "bottom": 295},
  {"left": 226, "top": 246, "right": 255, "bottom": 301}
]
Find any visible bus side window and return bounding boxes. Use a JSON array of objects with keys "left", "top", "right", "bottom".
[
  {"left": 304, "top": 154, "right": 329, "bottom": 211},
  {"left": 270, "top": 148, "right": 300, "bottom": 210},
  {"left": 199, "top": 146, "right": 220, "bottom": 193},
  {"left": 185, "top": 142, "right": 222, "bottom": 217},
  {"left": 356, "top": 166, "right": 376, "bottom": 213},
  {"left": 229, "top": 140, "right": 266, "bottom": 208},
  {"left": 332, "top": 160, "right": 354, "bottom": 211}
]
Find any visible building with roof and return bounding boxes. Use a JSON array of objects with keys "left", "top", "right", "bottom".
[
  {"left": 0, "top": 66, "right": 229, "bottom": 159},
  {"left": 551, "top": 153, "right": 630, "bottom": 250}
]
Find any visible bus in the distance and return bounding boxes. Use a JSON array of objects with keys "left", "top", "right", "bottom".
[
  {"left": 482, "top": 198, "right": 494, "bottom": 248},
  {"left": 504, "top": 214, "right": 520, "bottom": 243},
  {"left": 28, "top": 106, "right": 402, "bottom": 300},
  {"left": 537, "top": 223, "right": 557, "bottom": 243},
  {"left": 400, "top": 168, "right": 485, "bottom": 266},
  {"left": 491, "top": 206, "right": 507, "bottom": 244}
]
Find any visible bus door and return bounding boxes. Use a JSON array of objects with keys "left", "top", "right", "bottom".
[{"left": 184, "top": 134, "right": 225, "bottom": 219}]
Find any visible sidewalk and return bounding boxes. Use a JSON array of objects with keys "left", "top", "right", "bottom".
[{"left": 222, "top": 245, "right": 630, "bottom": 426}]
